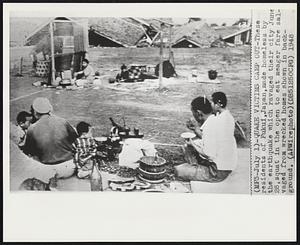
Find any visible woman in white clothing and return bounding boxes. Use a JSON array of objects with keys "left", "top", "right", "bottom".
[{"left": 211, "top": 92, "right": 238, "bottom": 171}]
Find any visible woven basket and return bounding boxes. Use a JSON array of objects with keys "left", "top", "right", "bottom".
[{"left": 36, "top": 61, "right": 50, "bottom": 77}]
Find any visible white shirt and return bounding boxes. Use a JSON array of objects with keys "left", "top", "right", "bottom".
[
  {"left": 214, "top": 110, "right": 238, "bottom": 170},
  {"left": 198, "top": 114, "right": 218, "bottom": 161}
]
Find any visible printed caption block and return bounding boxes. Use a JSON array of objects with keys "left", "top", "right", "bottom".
[{"left": 251, "top": 9, "right": 296, "bottom": 194}]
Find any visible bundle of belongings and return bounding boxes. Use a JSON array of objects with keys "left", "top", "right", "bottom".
[
  {"left": 115, "top": 64, "right": 157, "bottom": 83},
  {"left": 155, "top": 60, "right": 176, "bottom": 78},
  {"left": 116, "top": 64, "right": 144, "bottom": 83}
]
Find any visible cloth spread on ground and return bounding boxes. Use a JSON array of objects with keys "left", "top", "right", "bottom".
[{"left": 23, "top": 114, "right": 78, "bottom": 164}]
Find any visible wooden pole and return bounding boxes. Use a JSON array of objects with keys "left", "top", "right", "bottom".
[
  {"left": 19, "top": 57, "right": 23, "bottom": 75},
  {"left": 49, "top": 21, "right": 56, "bottom": 85},
  {"left": 159, "top": 23, "right": 164, "bottom": 89},
  {"left": 168, "top": 25, "right": 175, "bottom": 70}
]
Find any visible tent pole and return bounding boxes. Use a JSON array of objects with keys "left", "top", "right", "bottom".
[
  {"left": 159, "top": 23, "right": 163, "bottom": 89},
  {"left": 49, "top": 21, "right": 56, "bottom": 85}
]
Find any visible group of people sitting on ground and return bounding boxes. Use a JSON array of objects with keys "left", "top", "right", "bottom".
[
  {"left": 11, "top": 91, "right": 237, "bottom": 189},
  {"left": 12, "top": 97, "right": 100, "bottom": 185},
  {"left": 176, "top": 92, "right": 237, "bottom": 182}
]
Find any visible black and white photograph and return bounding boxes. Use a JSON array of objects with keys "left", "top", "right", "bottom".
[
  {"left": 3, "top": 2, "right": 296, "bottom": 242},
  {"left": 9, "top": 15, "right": 251, "bottom": 193}
]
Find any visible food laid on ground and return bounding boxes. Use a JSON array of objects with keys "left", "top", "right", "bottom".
[
  {"left": 109, "top": 182, "right": 135, "bottom": 192},
  {"left": 132, "top": 180, "right": 151, "bottom": 190}
]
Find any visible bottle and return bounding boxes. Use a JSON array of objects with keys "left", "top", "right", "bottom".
[{"left": 90, "top": 159, "right": 103, "bottom": 191}]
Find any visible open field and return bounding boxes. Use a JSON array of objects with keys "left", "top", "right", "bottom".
[
  {"left": 10, "top": 46, "right": 250, "bottom": 146},
  {"left": 9, "top": 46, "right": 250, "bottom": 192}
]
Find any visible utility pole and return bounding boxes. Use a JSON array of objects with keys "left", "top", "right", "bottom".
[
  {"left": 159, "top": 23, "right": 164, "bottom": 90},
  {"left": 49, "top": 21, "right": 56, "bottom": 85}
]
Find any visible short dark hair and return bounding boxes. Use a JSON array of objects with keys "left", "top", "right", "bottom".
[
  {"left": 82, "top": 58, "right": 89, "bottom": 64},
  {"left": 191, "top": 96, "right": 212, "bottom": 114},
  {"left": 76, "top": 121, "right": 91, "bottom": 136},
  {"left": 16, "top": 111, "right": 32, "bottom": 124},
  {"left": 212, "top": 92, "right": 227, "bottom": 108}
]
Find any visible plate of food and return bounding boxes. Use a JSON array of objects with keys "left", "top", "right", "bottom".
[{"left": 180, "top": 132, "right": 196, "bottom": 140}]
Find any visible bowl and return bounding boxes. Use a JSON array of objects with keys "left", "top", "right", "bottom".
[
  {"left": 180, "top": 132, "right": 196, "bottom": 139},
  {"left": 139, "top": 156, "right": 166, "bottom": 167},
  {"left": 94, "top": 137, "right": 108, "bottom": 142}
]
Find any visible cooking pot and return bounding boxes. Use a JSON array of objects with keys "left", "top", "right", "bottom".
[{"left": 208, "top": 70, "right": 218, "bottom": 80}]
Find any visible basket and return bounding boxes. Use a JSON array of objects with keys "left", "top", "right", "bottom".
[{"left": 36, "top": 61, "right": 50, "bottom": 77}]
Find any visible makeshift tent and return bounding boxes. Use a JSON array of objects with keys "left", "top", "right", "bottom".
[{"left": 24, "top": 17, "right": 89, "bottom": 83}]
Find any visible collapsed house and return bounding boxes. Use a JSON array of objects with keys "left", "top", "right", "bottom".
[
  {"left": 150, "top": 20, "right": 219, "bottom": 48},
  {"left": 213, "top": 25, "right": 251, "bottom": 45},
  {"left": 88, "top": 18, "right": 146, "bottom": 47},
  {"left": 23, "top": 17, "right": 251, "bottom": 50}
]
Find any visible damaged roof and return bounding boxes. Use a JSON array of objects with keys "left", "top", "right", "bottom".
[
  {"left": 89, "top": 17, "right": 146, "bottom": 47},
  {"left": 213, "top": 26, "right": 251, "bottom": 39},
  {"left": 171, "top": 20, "right": 219, "bottom": 48}
]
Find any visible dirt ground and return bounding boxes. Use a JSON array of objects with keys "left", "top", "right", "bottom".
[{"left": 9, "top": 46, "right": 250, "bottom": 192}]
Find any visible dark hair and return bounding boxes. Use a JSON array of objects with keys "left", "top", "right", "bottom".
[
  {"left": 191, "top": 96, "right": 212, "bottom": 114},
  {"left": 76, "top": 121, "right": 91, "bottom": 136},
  {"left": 121, "top": 64, "right": 127, "bottom": 70},
  {"left": 212, "top": 92, "right": 227, "bottom": 108},
  {"left": 16, "top": 111, "right": 32, "bottom": 124},
  {"left": 82, "top": 58, "right": 89, "bottom": 64}
]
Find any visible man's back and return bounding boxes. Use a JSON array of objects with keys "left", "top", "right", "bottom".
[{"left": 25, "top": 114, "right": 78, "bottom": 164}]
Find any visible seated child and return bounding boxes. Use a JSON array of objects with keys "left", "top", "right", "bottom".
[
  {"left": 73, "top": 121, "right": 98, "bottom": 179},
  {"left": 13, "top": 111, "right": 32, "bottom": 149},
  {"left": 73, "top": 58, "right": 95, "bottom": 87}
]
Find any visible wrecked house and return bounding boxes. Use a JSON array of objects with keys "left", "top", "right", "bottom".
[
  {"left": 123, "top": 18, "right": 174, "bottom": 47},
  {"left": 170, "top": 21, "right": 219, "bottom": 48},
  {"left": 88, "top": 18, "right": 146, "bottom": 47},
  {"left": 214, "top": 26, "right": 251, "bottom": 45}
]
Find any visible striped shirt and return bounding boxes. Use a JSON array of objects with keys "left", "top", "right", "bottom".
[{"left": 73, "top": 137, "right": 97, "bottom": 164}]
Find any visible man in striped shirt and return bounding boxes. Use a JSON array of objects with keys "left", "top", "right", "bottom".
[{"left": 73, "top": 121, "right": 97, "bottom": 179}]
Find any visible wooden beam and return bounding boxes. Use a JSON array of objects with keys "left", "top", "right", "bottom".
[
  {"left": 49, "top": 21, "right": 56, "bottom": 85},
  {"left": 159, "top": 23, "right": 164, "bottom": 89},
  {"left": 168, "top": 25, "right": 175, "bottom": 69},
  {"left": 153, "top": 18, "right": 174, "bottom": 26}
]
